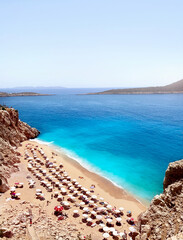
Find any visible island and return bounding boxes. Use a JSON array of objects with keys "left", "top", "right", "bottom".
[
  {"left": 86, "top": 79, "right": 183, "bottom": 95},
  {"left": 0, "top": 92, "right": 52, "bottom": 97}
]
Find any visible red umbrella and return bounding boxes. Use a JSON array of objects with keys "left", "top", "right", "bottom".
[{"left": 54, "top": 206, "right": 63, "bottom": 212}]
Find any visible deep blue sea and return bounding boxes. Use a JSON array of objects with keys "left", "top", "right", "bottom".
[{"left": 1, "top": 89, "right": 183, "bottom": 203}]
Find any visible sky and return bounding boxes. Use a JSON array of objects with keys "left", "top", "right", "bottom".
[{"left": 0, "top": 0, "right": 183, "bottom": 88}]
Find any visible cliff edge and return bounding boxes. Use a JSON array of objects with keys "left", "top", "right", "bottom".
[
  {"left": 138, "top": 159, "right": 183, "bottom": 240},
  {"left": 0, "top": 106, "right": 39, "bottom": 193}
]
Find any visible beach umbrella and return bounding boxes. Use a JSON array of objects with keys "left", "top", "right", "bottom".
[
  {"left": 109, "top": 227, "right": 115, "bottom": 232},
  {"left": 96, "top": 215, "right": 102, "bottom": 220},
  {"left": 54, "top": 206, "right": 63, "bottom": 212},
  {"left": 82, "top": 214, "right": 88, "bottom": 219},
  {"left": 91, "top": 211, "right": 96, "bottom": 215},
  {"left": 80, "top": 202, "right": 85, "bottom": 206},
  {"left": 10, "top": 187, "right": 16, "bottom": 191},
  {"left": 119, "top": 232, "right": 125, "bottom": 237},
  {"left": 116, "top": 217, "right": 122, "bottom": 222},
  {"left": 15, "top": 193, "right": 21, "bottom": 196},
  {"left": 100, "top": 197, "right": 104, "bottom": 200},
  {"left": 129, "top": 226, "right": 137, "bottom": 232},
  {"left": 86, "top": 218, "right": 92, "bottom": 222},
  {"left": 91, "top": 195, "right": 97, "bottom": 199},
  {"left": 63, "top": 201, "right": 70, "bottom": 206},
  {"left": 103, "top": 226, "right": 109, "bottom": 232},
  {"left": 107, "top": 218, "right": 113, "bottom": 223},
  {"left": 57, "top": 195, "right": 63, "bottom": 200},
  {"left": 103, "top": 233, "right": 109, "bottom": 238},
  {"left": 107, "top": 204, "right": 112, "bottom": 209},
  {"left": 36, "top": 189, "right": 42, "bottom": 192},
  {"left": 114, "top": 210, "right": 120, "bottom": 214},
  {"left": 73, "top": 210, "right": 79, "bottom": 214},
  {"left": 113, "top": 231, "right": 118, "bottom": 236},
  {"left": 83, "top": 207, "right": 89, "bottom": 212},
  {"left": 119, "top": 207, "right": 124, "bottom": 211}
]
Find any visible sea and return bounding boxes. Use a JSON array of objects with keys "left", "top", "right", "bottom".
[{"left": 1, "top": 88, "right": 183, "bottom": 203}]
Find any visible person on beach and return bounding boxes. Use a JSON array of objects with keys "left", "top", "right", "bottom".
[
  {"left": 30, "top": 217, "right": 32, "bottom": 226},
  {"left": 123, "top": 230, "right": 127, "bottom": 240}
]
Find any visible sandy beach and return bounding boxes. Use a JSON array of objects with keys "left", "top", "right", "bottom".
[{"left": 0, "top": 140, "right": 147, "bottom": 240}]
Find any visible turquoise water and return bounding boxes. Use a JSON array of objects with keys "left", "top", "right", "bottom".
[{"left": 1, "top": 91, "right": 183, "bottom": 202}]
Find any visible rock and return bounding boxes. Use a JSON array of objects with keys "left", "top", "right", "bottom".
[
  {"left": 0, "top": 107, "right": 40, "bottom": 193},
  {"left": 0, "top": 176, "right": 9, "bottom": 193},
  {"left": 163, "top": 159, "right": 183, "bottom": 189},
  {"left": 138, "top": 159, "right": 183, "bottom": 239}
]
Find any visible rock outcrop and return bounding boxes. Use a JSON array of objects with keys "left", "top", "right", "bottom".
[
  {"left": 138, "top": 159, "right": 183, "bottom": 240},
  {"left": 0, "top": 106, "right": 39, "bottom": 192}
]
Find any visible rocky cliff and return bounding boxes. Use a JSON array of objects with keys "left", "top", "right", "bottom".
[
  {"left": 0, "top": 106, "right": 39, "bottom": 192},
  {"left": 138, "top": 159, "right": 183, "bottom": 240}
]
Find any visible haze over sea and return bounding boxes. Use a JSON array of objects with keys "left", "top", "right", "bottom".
[{"left": 1, "top": 88, "right": 183, "bottom": 203}]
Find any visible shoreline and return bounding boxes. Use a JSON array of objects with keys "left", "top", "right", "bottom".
[
  {"left": 33, "top": 138, "right": 149, "bottom": 207},
  {"left": 0, "top": 139, "right": 147, "bottom": 239}
]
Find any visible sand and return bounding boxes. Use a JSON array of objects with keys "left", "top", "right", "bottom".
[{"left": 0, "top": 140, "right": 147, "bottom": 239}]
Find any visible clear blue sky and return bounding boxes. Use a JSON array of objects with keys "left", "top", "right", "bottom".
[{"left": 0, "top": 0, "right": 183, "bottom": 88}]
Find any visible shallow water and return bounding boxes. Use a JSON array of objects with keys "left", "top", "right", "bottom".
[{"left": 1, "top": 91, "right": 183, "bottom": 202}]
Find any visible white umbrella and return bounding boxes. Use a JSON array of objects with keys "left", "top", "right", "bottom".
[
  {"left": 73, "top": 210, "right": 78, "bottom": 213},
  {"left": 116, "top": 217, "right": 122, "bottom": 222},
  {"left": 109, "top": 227, "right": 115, "bottom": 232},
  {"left": 119, "top": 232, "right": 125, "bottom": 237},
  {"left": 15, "top": 193, "right": 21, "bottom": 196},
  {"left": 87, "top": 218, "right": 92, "bottom": 222},
  {"left": 119, "top": 207, "right": 124, "bottom": 211},
  {"left": 103, "top": 233, "right": 109, "bottom": 238},
  {"left": 82, "top": 214, "right": 88, "bottom": 219},
  {"left": 107, "top": 218, "right": 113, "bottom": 223},
  {"left": 129, "top": 226, "right": 137, "bottom": 232},
  {"left": 114, "top": 210, "right": 120, "bottom": 214},
  {"left": 113, "top": 231, "right": 118, "bottom": 236},
  {"left": 36, "top": 189, "right": 42, "bottom": 192},
  {"left": 63, "top": 201, "right": 70, "bottom": 206},
  {"left": 96, "top": 215, "right": 102, "bottom": 220},
  {"left": 107, "top": 204, "right": 112, "bottom": 209},
  {"left": 91, "top": 195, "right": 97, "bottom": 199},
  {"left": 91, "top": 211, "right": 96, "bottom": 215},
  {"left": 83, "top": 207, "right": 89, "bottom": 211},
  {"left": 80, "top": 202, "right": 85, "bottom": 206},
  {"left": 103, "top": 226, "right": 109, "bottom": 232}
]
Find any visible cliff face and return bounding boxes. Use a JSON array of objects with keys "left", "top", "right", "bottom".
[
  {"left": 138, "top": 159, "right": 183, "bottom": 240},
  {"left": 0, "top": 107, "right": 39, "bottom": 192}
]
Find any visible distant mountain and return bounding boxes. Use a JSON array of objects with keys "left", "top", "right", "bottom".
[
  {"left": 0, "top": 92, "right": 51, "bottom": 97},
  {"left": 87, "top": 79, "right": 183, "bottom": 95}
]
